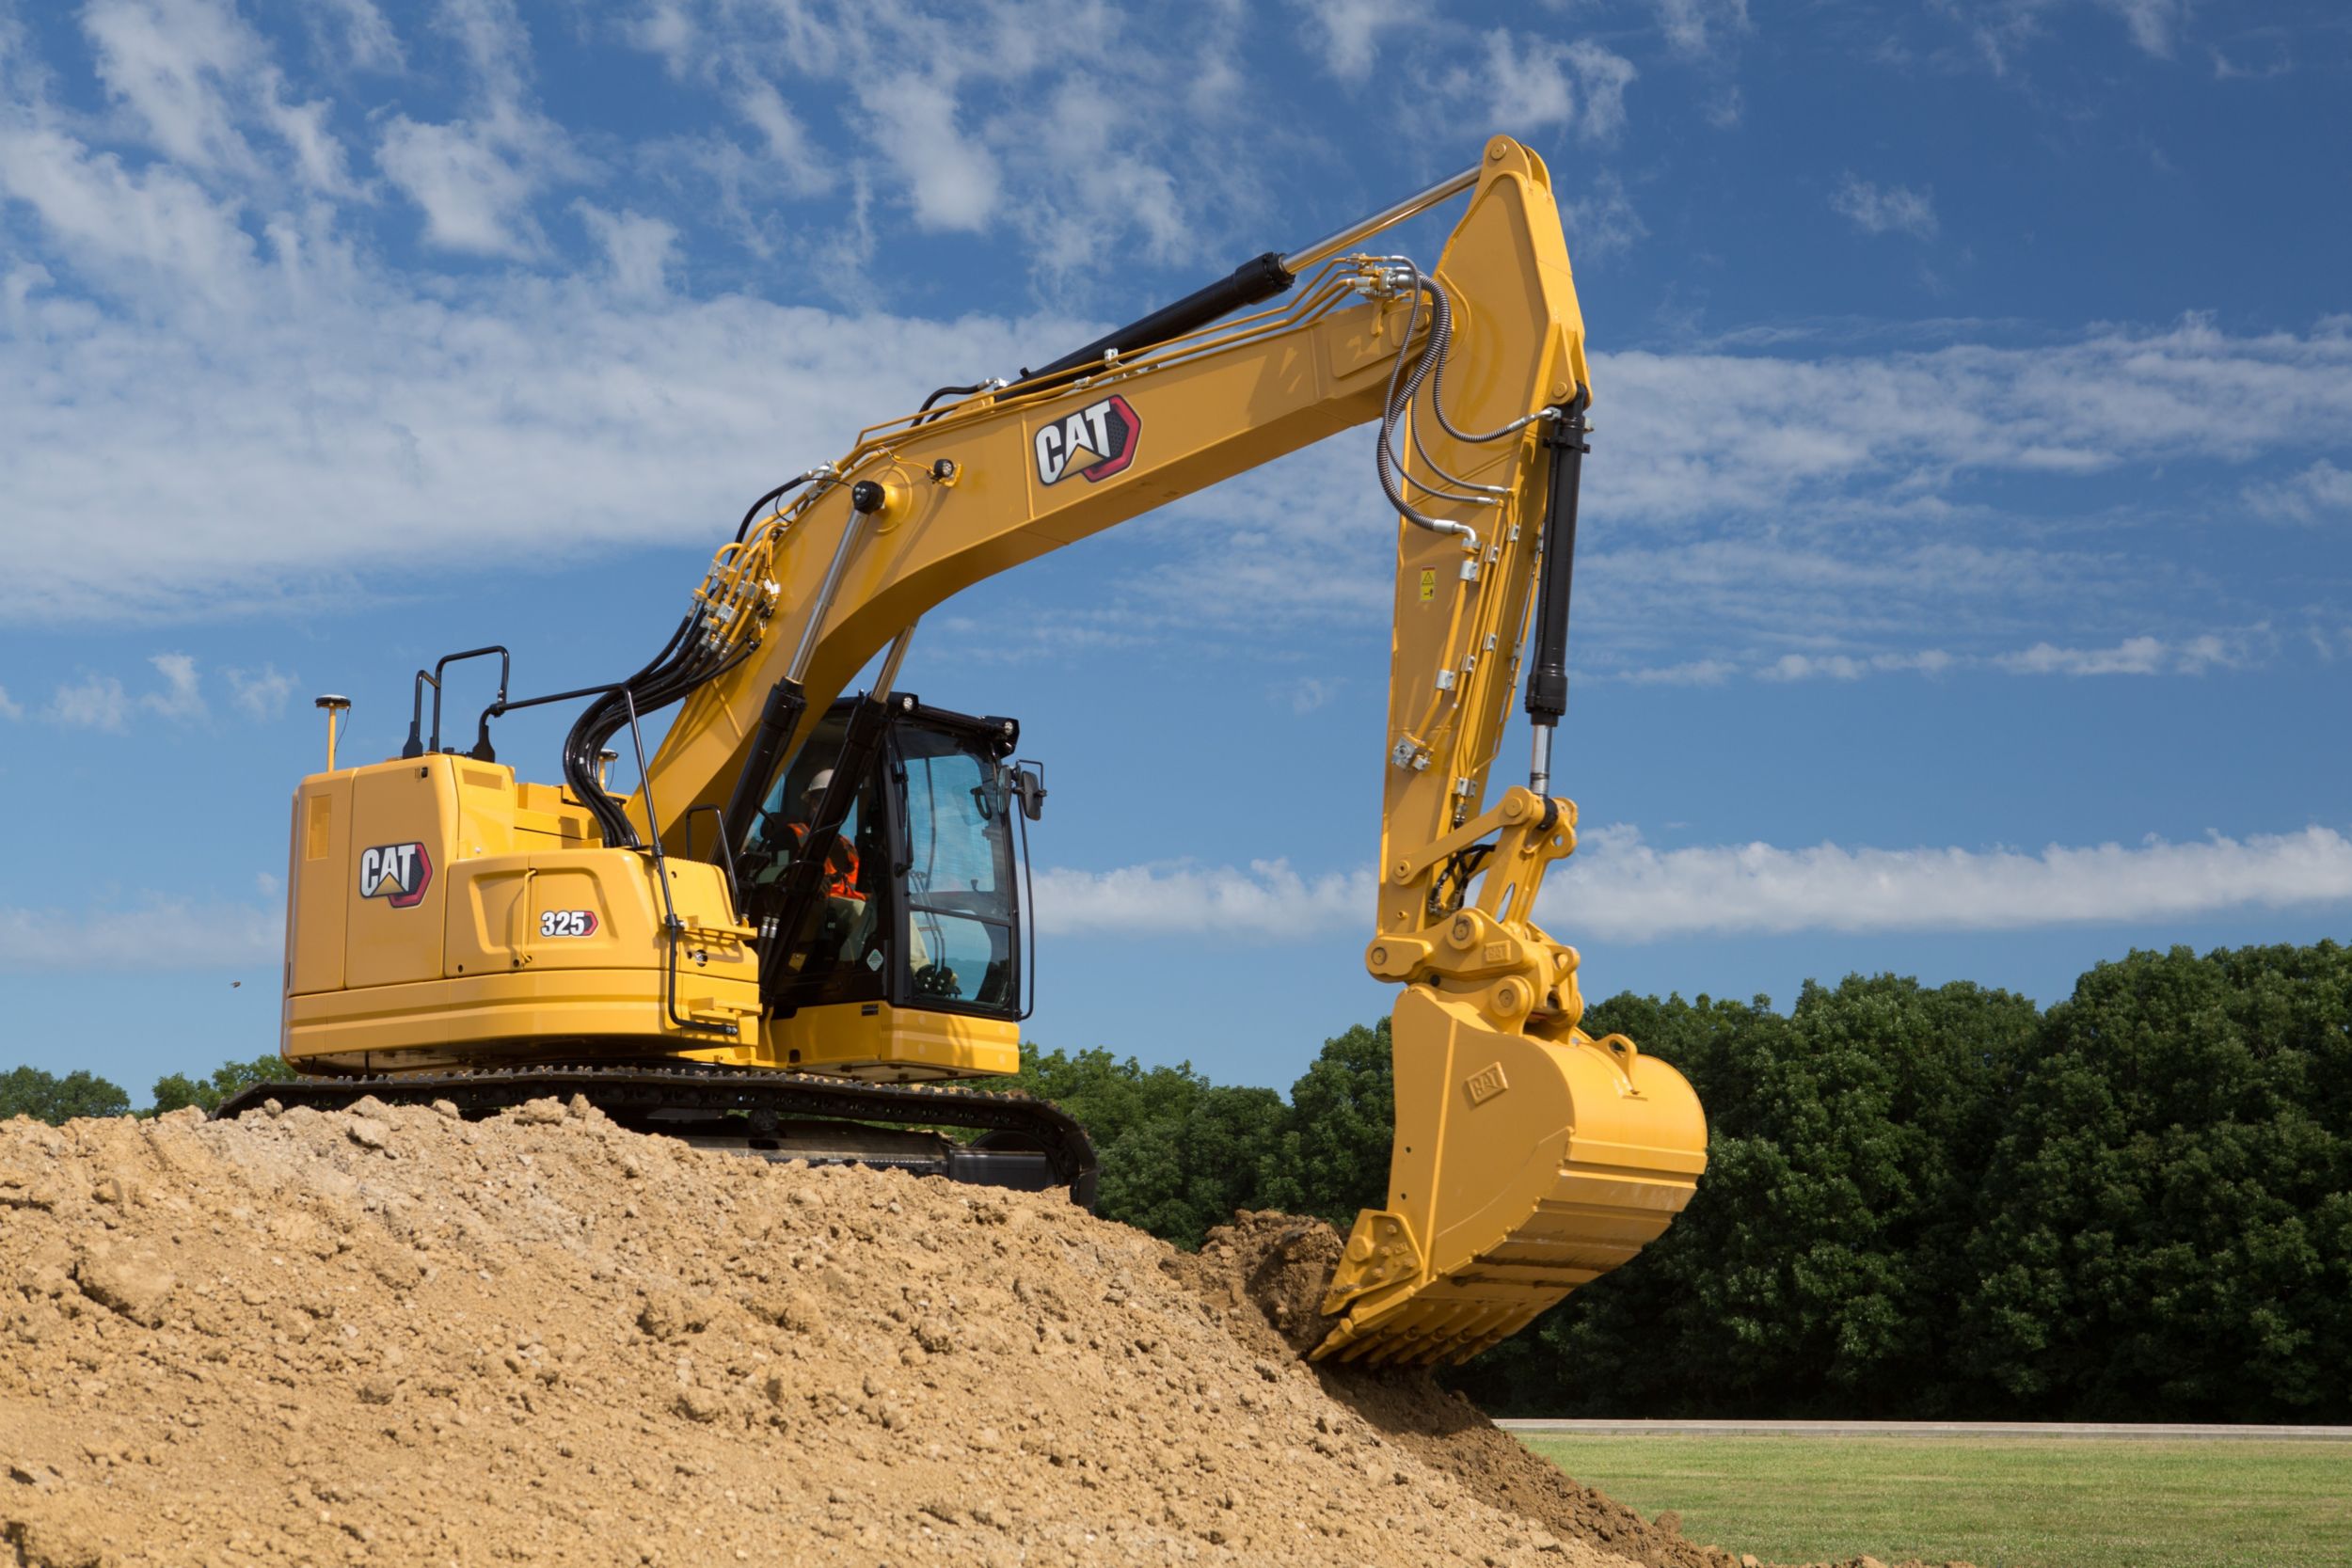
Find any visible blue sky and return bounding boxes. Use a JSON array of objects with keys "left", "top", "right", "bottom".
[{"left": 3, "top": 0, "right": 2349, "bottom": 1102}]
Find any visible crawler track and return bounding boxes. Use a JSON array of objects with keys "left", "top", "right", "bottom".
[{"left": 215, "top": 1063, "right": 1097, "bottom": 1208}]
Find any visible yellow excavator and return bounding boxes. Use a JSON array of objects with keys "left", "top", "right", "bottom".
[{"left": 231, "top": 136, "right": 1708, "bottom": 1368}]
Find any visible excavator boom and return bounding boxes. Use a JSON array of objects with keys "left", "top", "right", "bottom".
[{"left": 263, "top": 136, "right": 1706, "bottom": 1370}]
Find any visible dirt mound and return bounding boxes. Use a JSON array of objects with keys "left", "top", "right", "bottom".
[
  {"left": 2, "top": 1101, "right": 1652, "bottom": 1568},
  {"left": 1168, "top": 1213, "right": 1742, "bottom": 1568}
]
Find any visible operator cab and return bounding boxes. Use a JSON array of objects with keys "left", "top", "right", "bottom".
[{"left": 735, "top": 696, "right": 1042, "bottom": 1034}]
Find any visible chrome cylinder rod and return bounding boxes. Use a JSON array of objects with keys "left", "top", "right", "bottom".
[
  {"left": 787, "top": 493, "right": 874, "bottom": 684},
  {"left": 1279, "top": 164, "right": 1481, "bottom": 275},
  {"left": 1530, "top": 723, "right": 1555, "bottom": 800},
  {"left": 872, "top": 623, "right": 917, "bottom": 700}
]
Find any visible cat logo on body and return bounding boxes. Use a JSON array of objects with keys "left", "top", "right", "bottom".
[
  {"left": 1034, "top": 394, "right": 1140, "bottom": 486},
  {"left": 358, "top": 842, "right": 433, "bottom": 908}
]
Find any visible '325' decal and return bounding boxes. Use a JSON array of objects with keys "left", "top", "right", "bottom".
[{"left": 539, "top": 909, "right": 598, "bottom": 938}]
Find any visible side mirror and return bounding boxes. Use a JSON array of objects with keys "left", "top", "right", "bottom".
[{"left": 1010, "top": 761, "right": 1047, "bottom": 822}]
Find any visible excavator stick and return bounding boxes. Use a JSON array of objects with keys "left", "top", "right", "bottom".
[
  {"left": 1307, "top": 139, "right": 1711, "bottom": 1366},
  {"left": 1313, "top": 989, "right": 1705, "bottom": 1365}
]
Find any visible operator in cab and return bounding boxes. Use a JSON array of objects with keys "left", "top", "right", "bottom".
[{"left": 780, "top": 768, "right": 863, "bottom": 903}]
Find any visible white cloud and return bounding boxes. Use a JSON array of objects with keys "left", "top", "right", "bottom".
[
  {"left": 2094, "top": 0, "right": 2191, "bottom": 58},
  {"left": 1942, "top": 0, "right": 2193, "bottom": 74},
  {"left": 0, "top": 895, "right": 280, "bottom": 972},
  {"left": 1295, "top": 0, "right": 1423, "bottom": 81},
  {"left": 1032, "top": 859, "right": 1374, "bottom": 939},
  {"left": 314, "top": 0, "right": 405, "bottom": 72},
  {"left": 1589, "top": 317, "right": 2352, "bottom": 528},
  {"left": 1565, "top": 40, "right": 1638, "bottom": 141},
  {"left": 1613, "top": 658, "right": 1738, "bottom": 687},
  {"left": 0, "top": 124, "right": 262, "bottom": 309},
  {"left": 82, "top": 0, "right": 258, "bottom": 173},
  {"left": 0, "top": 255, "right": 1067, "bottom": 618},
  {"left": 728, "top": 70, "right": 833, "bottom": 196},
  {"left": 227, "top": 664, "right": 296, "bottom": 721},
  {"left": 1756, "top": 649, "right": 1958, "bottom": 681},
  {"left": 79, "top": 0, "right": 355, "bottom": 198},
  {"left": 1831, "top": 174, "right": 1938, "bottom": 240},
  {"left": 1559, "top": 172, "right": 1647, "bottom": 261},
  {"left": 0, "top": 685, "right": 22, "bottom": 721},
  {"left": 852, "top": 72, "right": 998, "bottom": 233},
  {"left": 575, "top": 201, "right": 677, "bottom": 299},
  {"left": 1609, "top": 641, "right": 2237, "bottom": 684},
  {"left": 259, "top": 87, "right": 353, "bottom": 196},
  {"left": 45, "top": 673, "right": 129, "bottom": 731},
  {"left": 142, "top": 650, "right": 206, "bottom": 720},
  {"left": 1550, "top": 821, "right": 2352, "bottom": 942},
  {"left": 1650, "top": 0, "right": 1752, "bottom": 58},
  {"left": 1446, "top": 32, "right": 1636, "bottom": 143},
  {"left": 2245, "top": 460, "right": 2352, "bottom": 523},
  {"left": 630, "top": 0, "right": 697, "bottom": 76},
  {"left": 1280, "top": 676, "right": 1343, "bottom": 713},
  {"left": 375, "top": 0, "right": 576, "bottom": 258},
  {"left": 1033, "top": 822, "right": 2352, "bottom": 943},
  {"left": 377, "top": 114, "right": 542, "bottom": 257},
  {"left": 1991, "top": 635, "right": 2241, "bottom": 676}
]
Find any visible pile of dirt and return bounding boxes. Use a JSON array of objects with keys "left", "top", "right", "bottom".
[
  {"left": 3, "top": 1100, "right": 1653, "bottom": 1568},
  {"left": 2, "top": 1103, "right": 1969, "bottom": 1568},
  {"left": 1167, "top": 1213, "right": 1742, "bottom": 1568}
]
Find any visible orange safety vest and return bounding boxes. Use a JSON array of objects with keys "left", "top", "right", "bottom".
[{"left": 783, "top": 823, "right": 863, "bottom": 900}]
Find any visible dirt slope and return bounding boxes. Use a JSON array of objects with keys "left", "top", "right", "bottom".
[
  {"left": 2, "top": 1099, "right": 1657, "bottom": 1568},
  {"left": 1169, "top": 1213, "right": 1744, "bottom": 1568}
]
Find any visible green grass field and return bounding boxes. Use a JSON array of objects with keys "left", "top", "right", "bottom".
[{"left": 1518, "top": 1435, "right": 2351, "bottom": 1568}]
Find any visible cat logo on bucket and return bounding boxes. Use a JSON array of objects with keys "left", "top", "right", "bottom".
[
  {"left": 1034, "top": 394, "right": 1140, "bottom": 486},
  {"left": 358, "top": 842, "right": 433, "bottom": 908}
]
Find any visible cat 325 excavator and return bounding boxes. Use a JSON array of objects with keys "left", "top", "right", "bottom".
[{"left": 231, "top": 136, "right": 1708, "bottom": 1368}]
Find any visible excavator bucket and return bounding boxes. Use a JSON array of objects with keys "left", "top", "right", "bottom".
[{"left": 1311, "top": 986, "right": 1708, "bottom": 1367}]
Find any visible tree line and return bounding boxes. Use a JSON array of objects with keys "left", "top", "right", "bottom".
[
  {"left": 9, "top": 940, "right": 2344, "bottom": 1420},
  {"left": 1018, "top": 939, "right": 2351, "bottom": 1422}
]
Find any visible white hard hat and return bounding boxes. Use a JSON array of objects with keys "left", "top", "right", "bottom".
[{"left": 804, "top": 769, "right": 834, "bottom": 795}]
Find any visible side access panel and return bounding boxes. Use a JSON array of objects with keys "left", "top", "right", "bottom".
[{"left": 343, "top": 761, "right": 459, "bottom": 990}]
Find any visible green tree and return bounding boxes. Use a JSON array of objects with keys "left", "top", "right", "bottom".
[
  {"left": 1255, "top": 1019, "right": 1394, "bottom": 1227},
  {"left": 0, "top": 1065, "right": 132, "bottom": 1124},
  {"left": 1961, "top": 942, "right": 2352, "bottom": 1420},
  {"left": 1451, "top": 977, "right": 2039, "bottom": 1418},
  {"left": 1013, "top": 1044, "right": 1286, "bottom": 1248},
  {"left": 151, "top": 1053, "right": 300, "bottom": 1115}
]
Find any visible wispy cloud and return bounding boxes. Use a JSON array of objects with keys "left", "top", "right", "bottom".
[
  {"left": 1937, "top": 0, "right": 2195, "bottom": 75},
  {"left": 1549, "top": 820, "right": 2351, "bottom": 941},
  {"left": 142, "top": 650, "right": 206, "bottom": 720},
  {"left": 226, "top": 664, "right": 296, "bottom": 721},
  {"left": 375, "top": 0, "right": 579, "bottom": 258},
  {"left": 0, "top": 895, "right": 280, "bottom": 972},
  {"left": 1032, "top": 822, "right": 2352, "bottom": 942},
  {"left": 1992, "top": 633, "right": 2247, "bottom": 676},
  {"left": 1831, "top": 174, "right": 1938, "bottom": 239},
  {"left": 1561, "top": 171, "right": 1647, "bottom": 261},
  {"left": 1442, "top": 31, "right": 1638, "bottom": 144},
  {"left": 45, "top": 673, "right": 129, "bottom": 731},
  {"left": 2244, "top": 460, "right": 2352, "bottom": 523},
  {"left": 1293, "top": 0, "right": 1422, "bottom": 82},
  {"left": 1032, "top": 859, "right": 1372, "bottom": 940},
  {"left": 0, "top": 685, "right": 22, "bottom": 721},
  {"left": 1607, "top": 634, "right": 2252, "bottom": 684},
  {"left": 1756, "top": 649, "right": 1958, "bottom": 681}
]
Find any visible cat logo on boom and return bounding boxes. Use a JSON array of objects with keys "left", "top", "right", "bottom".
[
  {"left": 358, "top": 842, "right": 433, "bottom": 908},
  {"left": 1034, "top": 394, "right": 1140, "bottom": 486}
]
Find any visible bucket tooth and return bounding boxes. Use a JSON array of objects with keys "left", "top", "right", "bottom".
[{"left": 1311, "top": 985, "right": 1707, "bottom": 1367}]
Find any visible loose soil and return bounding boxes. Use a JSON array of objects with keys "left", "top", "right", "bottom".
[{"left": 1, "top": 1102, "right": 1958, "bottom": 1568}]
